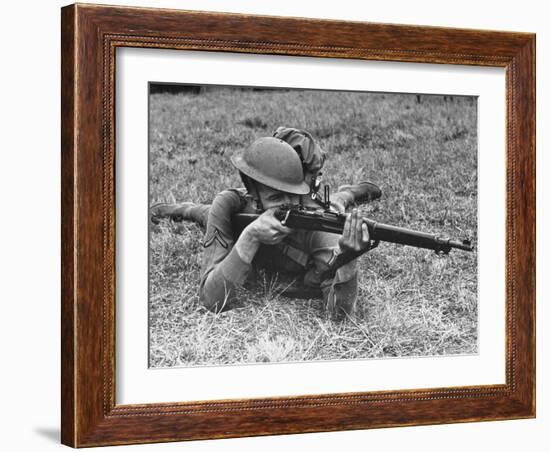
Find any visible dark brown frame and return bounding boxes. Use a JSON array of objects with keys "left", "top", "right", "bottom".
[{"left": 61, "top": 3, "right": 536, "bottom": 447}]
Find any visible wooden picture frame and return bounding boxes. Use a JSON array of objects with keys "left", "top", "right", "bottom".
[{"left": 61, "top": 3, "right": 535, "bottom": 447}]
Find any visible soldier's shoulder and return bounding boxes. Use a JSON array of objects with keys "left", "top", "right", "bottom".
[
  {"left": 211, "top": 187, "right": 249, "bottom": 212},
  {"left": 213, "top": 187, "right": 247, "bottom": 202}
]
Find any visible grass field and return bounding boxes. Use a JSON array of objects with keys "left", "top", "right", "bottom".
[{"left": 148, "top": 86, "right": 478, "bottom": 368}]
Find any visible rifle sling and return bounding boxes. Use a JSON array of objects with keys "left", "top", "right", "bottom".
[{"left": 276, "top": 242, "right": 309, "bottom": 268}]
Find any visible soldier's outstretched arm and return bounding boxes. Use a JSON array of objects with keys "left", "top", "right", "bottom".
[
  {"left": 306, "top": 209, "right": 371, "bottom": 319},
  {"left": 306, "top": 232, "right": 359, "bottom": 320}
]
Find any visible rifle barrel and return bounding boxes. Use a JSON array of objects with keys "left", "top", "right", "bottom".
[
  {"left": 279, "top": 209, "right": 473, "bottom": 254},
  {"left": 364, "top": 219, "right": 473, "bottom": 253}
]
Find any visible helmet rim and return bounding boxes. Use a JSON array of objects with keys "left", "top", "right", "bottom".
[
  {"left": 230, "top": 137, "right": 311, "bottom": 195},
  {"left": 231, "top": 154, "right": 310, "bottom": 195}
]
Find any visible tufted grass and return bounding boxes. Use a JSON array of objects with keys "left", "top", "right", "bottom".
[{"left": 148, "top": 86, "right": 477, "bottom": 368}]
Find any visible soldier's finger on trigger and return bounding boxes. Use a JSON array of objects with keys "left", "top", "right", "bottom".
[
  {"left": 276, "top": 227, "right": 288, "bottom": 236},
  {"left": 274, "top": 223, "right": 292, "bottom": 234}
]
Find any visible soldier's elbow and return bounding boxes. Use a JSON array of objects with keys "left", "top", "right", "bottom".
[
  {"left": 199, "top": 291, "right": 221, "bottom": 313},
  {"left": 199, "top": 287, "right": 232, "bottom": 313}
]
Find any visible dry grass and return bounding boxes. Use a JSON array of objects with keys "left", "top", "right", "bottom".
[{"left": 148, "top": 87, "right": 478, "bottom": 368}]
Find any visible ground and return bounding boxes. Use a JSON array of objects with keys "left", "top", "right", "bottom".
[{"left": 148, "top": 87, "right": 478, "bottom": 367}]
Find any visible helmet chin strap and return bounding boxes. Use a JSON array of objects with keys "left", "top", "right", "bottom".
[
  {"left": 240, "top": 172, "right": 264, "bottom": 212},
  {"left": 251, "top": 180, "right": 264, "bottom": 212}
]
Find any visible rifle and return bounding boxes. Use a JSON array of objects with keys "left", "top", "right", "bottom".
[{"left": 232, "top": 205, "right": 473, "bottom": 279}]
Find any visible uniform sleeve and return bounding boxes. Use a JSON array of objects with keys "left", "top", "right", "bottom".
[
  {"left": 198, "top": 190, "right": 252, "bottom": 312},
  {"left": 304, "top": 230, "right": 359, "bottom": 318}
]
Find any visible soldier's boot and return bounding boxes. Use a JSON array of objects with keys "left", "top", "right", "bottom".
[
  {"left": 336, "top": 181, "right": 382, "bottom": 208},
  {"left": 150, "top": 202, "right": 209, "bottom": 228}
]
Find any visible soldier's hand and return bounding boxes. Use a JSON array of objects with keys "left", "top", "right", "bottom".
[
  {"left": 245, "top": 208, "right": 293, "bottom": 245},
  {"left": 338, "top": 208, "right": 371, "bottom": 254}
]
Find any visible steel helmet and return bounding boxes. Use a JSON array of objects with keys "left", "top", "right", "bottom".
[{"left": 231, "top": 137, "right": 310, "bottom": 195}]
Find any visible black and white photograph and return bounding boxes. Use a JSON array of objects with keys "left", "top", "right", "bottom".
[
  {"left": 148, "top": 84, "right": 478, "bottom": 368},
  {"left": 3, "top": 0, "right": 543, "bottom": 450}
]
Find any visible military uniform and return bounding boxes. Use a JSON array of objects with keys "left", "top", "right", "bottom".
[
  {"left": 151, "top": 128, "right": 381, "bottom": 318},
  {"left": 197, "top": 188, "right": 358, "bottom": 316}
]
